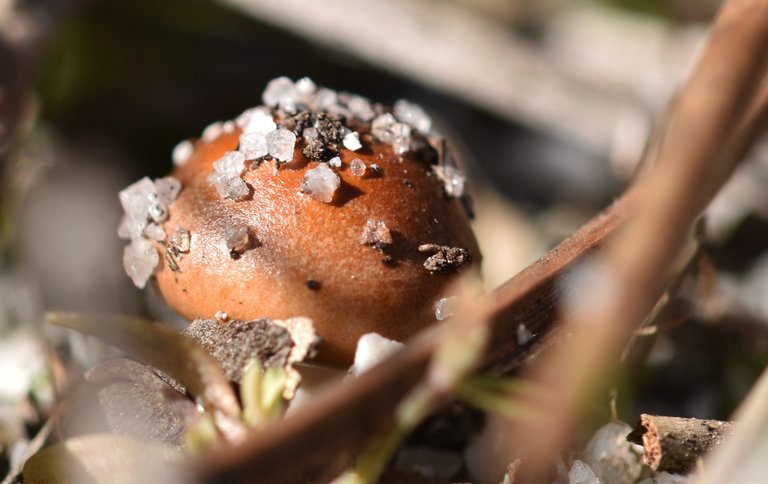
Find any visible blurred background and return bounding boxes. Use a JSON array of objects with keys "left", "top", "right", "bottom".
[{"left": 4, "top": 0, "right": 768, "bottom": 479}]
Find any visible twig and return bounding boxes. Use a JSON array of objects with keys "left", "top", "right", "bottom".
[
  {"left": 627, "top": 415, "right": 732, "bottom": 473},
  {"left": 513, "top": 0, "right": 768, "bottom": 478}
]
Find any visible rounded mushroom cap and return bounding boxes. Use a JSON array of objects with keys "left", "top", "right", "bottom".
[{"left": 155, "top": 128, "right": 479, "bottom": 366}]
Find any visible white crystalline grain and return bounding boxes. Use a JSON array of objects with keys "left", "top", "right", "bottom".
[
  {"left": 221, "top": 176, "right": 249, "bottom": 200},
  {"left": 119, "top": 177, "right": 155, "bottom": 221},
  {"left": 340, "top": 92, "right": 375, "bottom": 121},
  {"left": 201, "top": 121, "right": 224, "bottom": 142},
  {"left": 117, "top": 214, "right": 143, "bottom": 240},
  {"left": 394, "top": 99, "right": 432, "bottom": 134},
  {"left": 154, "top": 176, "right": 182, "bottom": 206},
  {"left": 208, "top": 151, "right": 248, "bottom": 199},
  {"left": 312, "top": 87, "right": 339, "bottom": 112},
  {"left": 118, "top": 176, "right": 182, "bottom": 240},
  {"left": 350, "top": 333, "right": 405, "bottom": 376},
  {"left": 435, "top": 297, "right": 458, "bottom": 321},
  {"left": 301, "top": 164, "right": 340, "bottom": 203},
  {"left": 212, "top": 151, "right": 246, "bottom": 177},
  {"left": 294, "top": 77, "right": 317, "bottom": 97},
  {"left": 343, "top": 131, "right": 362, "bottom": 151},
  {"left": 123, "top": 237, "right": 159, "bottom": 288},
  {"left": 432, "top": 165, "right": 467, "bottom": 198},
  {"left": 262, "top": 76, "right": 298, "bottom": 112},
  {"left": 328, "top": 156, "right": 342, "bottom": 168},
  {"left": 172, "top": 140, "right": 193, "bottom": 166},
  {"left": 350, "top": 158, "right": 366, "bottom": 177},
  {"left": 118, "top": 177, "right": 155, "bottom": 238},
  {"left": 144, "top": 223, "right": 167, "bottom": 242},
  {"left": 266, "top": 128, "right": 296, "bottom": 162},
  {"left": 239, "top": 132, "right": 268, "bottom": 160},
  {"left": 372, "top": 113, "right": 411, "bottom": 154},
  {"left": 237, "top": 107, "right": 276, "bottom": 135}
]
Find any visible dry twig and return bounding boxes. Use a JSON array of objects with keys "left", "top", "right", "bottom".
[
  {"left": 512, "top": 0, "right": 768, "bottom": 478},
  {"left": 627, "top": 414, "right": 732, "bottom": 473}
]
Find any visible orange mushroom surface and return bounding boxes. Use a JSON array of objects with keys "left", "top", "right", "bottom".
[{"left": 119, "top": 77, "right": 480, "bottom": 366}]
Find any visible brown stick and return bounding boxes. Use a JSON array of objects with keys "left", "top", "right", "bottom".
[
  {"left": 628, "top": 415, "right": 733, "bottom": 473},
  {"left": 514, "top": 1, "right": 768, "bottom": 478}
]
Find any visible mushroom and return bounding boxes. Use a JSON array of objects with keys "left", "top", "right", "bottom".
[{"left": 120, "top": 77, "right": 480, "bottom": 367}]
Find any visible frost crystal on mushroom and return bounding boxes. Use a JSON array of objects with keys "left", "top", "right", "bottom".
[
  {"left": 262, "top": 76, "right": 298, "bottom": 111},
  {"left": 350, "top": 158, "right": 366, "bottom": 177},
  {"left": 144, "top": 223, "right": 166, "bottom": 242},
  {"left": 394, "top": 99, "right": 432, "bottom": 134},
  {"left": 119, "top": 176, "right": 182, "bottom": 238},
  {"left": 237, "top": 107, "right": 276, "bottom": 135},
  {"left": 220, "top": 176, "right": 250, "bottom": 200},
  {"left": 208, "top": 151, "right": 249, "bottom": 199},
  {"left": 301, "top": 164, "right": 340, "bottom": 203},
  {"left": 432, "top": 165, "right": 467, "bottom": 198},
  {"left": 372, "top": 113, "right": 411, "bottom": 154},
  {"left": 201, "top": 121, "right": 224, "bottom": 142},
  {"left": 172, "top": 140, "right": 193, "bottom": 167},
  {"left": 339, "top": 92, "right": 375, "bottom": 121},
  {"left": 212, "top": 151, "right": 246, "bottom": 177},
  {"left": 342, "top": 132, "right": 362, "bottom": 151},
  {"left": 266, "top": 128, "right": 297, "bottom": 162},
  {"left": 118, "top": 175, "right": 183, "bottom": 288},
  {"left": 123, "top": 238, "right": 160, "bottom": 289},
  {"left": 239, "top": 132, "right": 268, "bottom": 160}
]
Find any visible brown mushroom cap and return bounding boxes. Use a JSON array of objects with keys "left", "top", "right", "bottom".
[{"left": 155, "top": 128, "right": 480, "bottom": 367}]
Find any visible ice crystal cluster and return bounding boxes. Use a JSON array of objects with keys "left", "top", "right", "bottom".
[
  {"left": 198, "top": 76, "right": 469, "bottom": 204},
  {"left": 301, "top": 164, "right": 340, "bottom": 203},
  {"left": 118, "top": 176, "right": 182, "bottom": 288}
]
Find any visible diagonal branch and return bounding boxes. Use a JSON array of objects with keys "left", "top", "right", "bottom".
[{"left": 513, "top": 0, "right": 768, "bottom": 478}]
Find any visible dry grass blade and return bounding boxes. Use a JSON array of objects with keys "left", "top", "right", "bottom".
[{"left": 46, "top": 313, "right": 242, "bottom": 434}]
